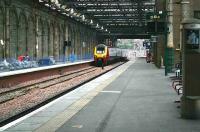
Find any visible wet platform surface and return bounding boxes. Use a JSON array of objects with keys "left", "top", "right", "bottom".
[{"left": 1, "top": 58, "right": 200, "bottom": 132}]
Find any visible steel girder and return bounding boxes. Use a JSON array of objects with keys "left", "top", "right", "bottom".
[{"left": 59, "top": 0, "right": 155, "bottom": 36}]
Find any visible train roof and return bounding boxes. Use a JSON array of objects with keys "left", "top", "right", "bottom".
[{"left": 96, "top": 44, "right": 107, "bottom": 47}]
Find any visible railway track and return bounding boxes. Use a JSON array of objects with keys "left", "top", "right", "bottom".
[
  {"left": 0, "top": 66, "right": 97, "bottom": 104},
  {"left": 0, "top": 61, "right": 126, "bottom": 127}
]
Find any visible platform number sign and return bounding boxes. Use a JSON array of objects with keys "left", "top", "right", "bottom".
[{"left": 143, "top": 41, "right": 151, "bottom": 49}]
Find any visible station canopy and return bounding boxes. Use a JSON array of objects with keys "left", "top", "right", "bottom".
[{"left": 39, "top": 0, "right": 155, "bottom": 37}]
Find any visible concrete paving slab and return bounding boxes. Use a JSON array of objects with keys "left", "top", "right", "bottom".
[
  {"left": 33, "top": 111, "right": 59, "bottom": 117},
  {"left": 21, "top": 117, "right": 51, "bottom": 124},
  {"left": 6, "top": 123, "right": 41, "bottom": 131},
  {"left": 56, "top": 59, "right": 200, "bottom": 132}
]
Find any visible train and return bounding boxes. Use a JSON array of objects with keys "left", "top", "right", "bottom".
[
  {"left": 93, "top": 44, "right": 128, "bottom": 67},
  {"left": 94, "top": 44, "right": 109, "bottom": 66}
]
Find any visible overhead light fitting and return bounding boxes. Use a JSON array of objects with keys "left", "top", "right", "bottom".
[
  {"left": 70, "top": 8, "right": 74, "bottom": 14},
  {"left": 159, "top": 11, "right": 163, "bottom": 14},
  {"left": 181, "top": 1, "right": 190, "bottom": 4},
  {"left": 90, "top": 19, "right": 93, "bottom": 24},
  {"left": 45, "top": 3, "right": 50, "bottom": 7},
  {"left": 82, "top": 15, "right": 85, "bottom": 21},
  {"left": 0, "top": 40, "right": 4, "bottom": 46},
  {"left": 40, "top": 1, "right": 95, "bottom": 29}
]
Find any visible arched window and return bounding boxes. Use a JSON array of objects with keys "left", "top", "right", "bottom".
[
  {"left": 0, "top": 8, "right": 4, "bottom": 59},
  {"left": 74, "top": 28, "right": 80, "bottom": 56},
  {"left": 80, "top": 29, "right": 84, "bottom": 59},
  {"left": 43, "top": 20, "right": 49, "bottom": 58},
  {"left": 82, "top": 28, "right": 86, "bottom": 57},
  {"left": 49, "top": 22, "right": 54, "bottom": 56},
  {"left": 71, "top": 28, "right": 75, "bottom": 54},
  {"left": 59, "top": 25, "right": 64, "bottom": 61},
  {"left": 68, "top": 25, "right": 72, "bottom": 55},
  {"left": 27, "top": 16, "right": 36, "bottom": 60},
  {"left": 74, "top": 28, "right": 77, "bottom": 55},
  {"left": 18, "top": 13, "right": 27, "bottom": 56},
  {"left": 76, "top": 28, "right": 81, "bottom": 58},
  {"left": 9, "top": 9, "right": 18, "bottom": 59},
  {"left": 37, "top": 19, "right": 43, "bottom": 59},
  {"left": 54, "top": 23, "right": 59, "bottom": 61}
]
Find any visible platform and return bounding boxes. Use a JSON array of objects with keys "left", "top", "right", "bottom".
[
  {"left": 0, "top": 60, "right": 93, "bottom": 78},
  {"left": 1, "top": 58, "right": 200, "bottom": 132}
]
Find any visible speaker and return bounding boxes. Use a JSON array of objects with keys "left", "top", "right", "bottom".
[{"left": 64, "top": 41, "right": 71, "bottom": 47}]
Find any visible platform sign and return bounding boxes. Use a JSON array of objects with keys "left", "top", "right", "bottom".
[
  {"left": 143, "top": 41, "right": 151, "bottom": 49},
  {"left": 64, "top": 41, "right": 71, "bottom": 47},
  {"left": 185, "top": 29, "right": 199, "bottom": 50},
  {"left": 146, "top": 43, "right": 151, "bottom": 49},
  {"left": 146, "top": 11, "right": 166, "bottom": 34},
  {"left": 143, "top": 40, "right": 147, "bottom": 47},
  {"left": 146, "top": 12, "right": 165, "bottom": 20}
]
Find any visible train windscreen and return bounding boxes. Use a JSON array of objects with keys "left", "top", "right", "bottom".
[{"left": 96, "top": 46, "right": 105, "bottom": 54}]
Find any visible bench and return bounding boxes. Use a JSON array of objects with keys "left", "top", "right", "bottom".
[{"left": 172, "top": 79, "right": 182, "bottom": 95}]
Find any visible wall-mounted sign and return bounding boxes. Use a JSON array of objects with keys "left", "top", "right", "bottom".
[
  {"left": 185, "top": 29, "right": 199, "bottom": 49},
  {"left": 64, "top": 41, "right": 71, "bottom": 47},
  {"left": 146, "top": 12, "right": 165, "bottom": 21},
  {"left": 150, "top": 36, "right": 158, "bottom": 43}
]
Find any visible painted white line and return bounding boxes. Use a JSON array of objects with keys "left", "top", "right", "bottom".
[
  {"left": 72, "top": 125, "right": 83, "bottom": 128},
  {"left": 101, "top": 91, "right": 121, "bottom": 94}
]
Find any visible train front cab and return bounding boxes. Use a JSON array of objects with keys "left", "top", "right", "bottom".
[{"left": 94, "top": 45, "right": 109, "bottom": 66}]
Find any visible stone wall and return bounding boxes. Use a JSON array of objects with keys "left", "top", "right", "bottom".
[
  {"left": 172, "top": 0, "right": 200, "bottom": 66},
  {"left": 0, "top": 0, "right": 97, "bottom": 61},
  {"left": 173, "top": 0, "right": 182, "bottom": 65}
]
